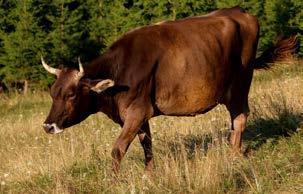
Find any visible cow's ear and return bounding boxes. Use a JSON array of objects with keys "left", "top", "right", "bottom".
[
  {"left": 90, "top": 79, "right": 115, "bottom": 93},
  {"left": 80, "top": 79, "right": 115, "bottom": 93}
]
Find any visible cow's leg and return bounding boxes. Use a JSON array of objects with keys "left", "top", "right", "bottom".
[
  {"left": 111, "top": 104, "right": 152, "bottom": 174},
  {"left": 229, "top": 112, "right": 248, "bottom": 151},
  {"left": 226, "top": 101, "right": 249, "bottom": 152},
  {"left": 225, "top": 63, "right": 253, "bottom": 152},
  {"left": 138, "top": 122, "right": 153, "bottom": 171}
]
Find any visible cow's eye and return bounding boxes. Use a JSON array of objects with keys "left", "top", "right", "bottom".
[{"left": 66, "top": 92, "right": 75, "bottom": 99}]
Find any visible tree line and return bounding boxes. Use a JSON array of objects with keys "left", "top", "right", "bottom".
[{"left": 0, "top": 0, "right": 302, "bottom": 90}]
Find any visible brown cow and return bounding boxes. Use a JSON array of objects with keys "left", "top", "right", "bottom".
[{"left": 41, "top": 6, "right": 297, "bottom": 173}]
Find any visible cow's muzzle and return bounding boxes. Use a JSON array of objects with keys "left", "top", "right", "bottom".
[{"left": 43, "top": 123, "right": 63, "bottom": 134}]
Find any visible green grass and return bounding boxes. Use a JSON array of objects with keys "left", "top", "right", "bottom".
[{"left": 0, "top": 62, "right": 303, "bottom": 193}]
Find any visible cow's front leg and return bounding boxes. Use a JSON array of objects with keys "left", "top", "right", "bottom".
[
  {"left": 138, "top": 122, "right": 153, "bottom": 171},
  {"left": 111, "top": 106, "right": 150, "bottom": 174}
]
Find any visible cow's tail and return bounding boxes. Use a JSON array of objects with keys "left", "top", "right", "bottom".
[{"left": 254, "top": 34, "right": 298, "bottom": 69}]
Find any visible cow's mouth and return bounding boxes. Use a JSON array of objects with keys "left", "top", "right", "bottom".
[{"left": 43, "top": 123, "right": 64, "bottom": 134}]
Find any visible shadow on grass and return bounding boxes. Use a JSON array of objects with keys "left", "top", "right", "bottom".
[
  {"left": 165, "top": 130, "right": 228, "bottom": 159},
  {"left": 243, "top": 111, "right": 302, "bottom": 152},
  {"left": 165, "top": 111, "right": 302, "bottom": 158},
  {"left": 166, "top": 133, "right": 211, "bottom": 159}
]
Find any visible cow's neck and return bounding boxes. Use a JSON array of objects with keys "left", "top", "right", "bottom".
[
  {"left": 85, "top": 51, "right": 122, "bottom": 125},
  {"left": 83, "top": 52, "right": 116, "bottom": 80},
  {"left": 91, "top": 92, "right": 121, "bottom": 125}
]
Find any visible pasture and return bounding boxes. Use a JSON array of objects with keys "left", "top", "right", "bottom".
[{"left": 0, "top": 62, "right": 303, "bottom": 193}]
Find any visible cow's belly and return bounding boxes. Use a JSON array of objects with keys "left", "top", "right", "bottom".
[
  {"left": 155, "top": 81, "right": 222, "bottom": 116},
  {"left": 153, "top": 39, "right": 232, "bottom": 115}
]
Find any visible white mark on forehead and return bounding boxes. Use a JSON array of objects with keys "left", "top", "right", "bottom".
[
  {"left": 71, "top": 70, "right": 82, "bottom": 81},
  {"left": 57, "top": 69, "right": 81, "bottom": 85}
]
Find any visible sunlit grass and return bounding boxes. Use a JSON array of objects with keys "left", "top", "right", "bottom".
[{"left": 0, "top": 61, "right": 302, "bottom": 193}]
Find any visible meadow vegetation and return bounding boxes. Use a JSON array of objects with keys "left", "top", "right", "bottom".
[
  {"left": 1, "top": 0, "right": 302, "bottom": 89},
  {"left": 0, "top": 61, "right": 303, "bottom": 193}
]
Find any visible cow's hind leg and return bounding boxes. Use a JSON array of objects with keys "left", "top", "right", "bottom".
[
  {"left": 230, "top": 112, "right": 248, "bottom": 151},
  {"left": 225, "top": 62, "right": 253, "bottom": 152},
  {"left": 138, "top": 122, "right": 153, "bottom": 171},
  {"left": 226, "top": 101, "right": 249, "bottom": 152}
]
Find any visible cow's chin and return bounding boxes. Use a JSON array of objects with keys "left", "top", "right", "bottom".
[{"left": 51, "top": 126, "right": 64, "bottom": 134}]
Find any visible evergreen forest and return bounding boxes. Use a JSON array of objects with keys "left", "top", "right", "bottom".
[{"left": 0, "top": 0, "right": 302, "bottom": 90}]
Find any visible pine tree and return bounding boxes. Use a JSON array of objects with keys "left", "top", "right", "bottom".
[
  {"left": 0, "top": 0, "right": 47, "bottom": 89},
  {"left": 263, "top": 0, "right": 302, "bottom": 55},
  {"left": 47, "top": 0, "right": 103, "bottom": 66},
  {"left": 0, "top": 0, "right": 301, "bottom": 90},
  {"left": 288, "top": 0, "right": 303, "bottom": 56}
]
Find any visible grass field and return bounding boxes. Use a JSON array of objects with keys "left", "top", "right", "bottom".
[{"left": 0, "top": 62, "right": 303, "bottom": 193}]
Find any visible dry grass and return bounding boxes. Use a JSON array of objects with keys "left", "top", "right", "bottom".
[{"left": 0, "top": 62, "right": 303, "bottom": 193}]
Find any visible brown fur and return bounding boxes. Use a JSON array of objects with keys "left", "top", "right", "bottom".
[{"left": 43, "top": 6, "right": 297, "bottom": 173}]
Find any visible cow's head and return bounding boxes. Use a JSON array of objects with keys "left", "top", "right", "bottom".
[{"left": 41, "top": 57, "right": 114, "bottom": 134}]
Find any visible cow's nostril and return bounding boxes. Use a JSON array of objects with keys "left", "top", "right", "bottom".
[{"left": 43, "top": 123, "right": 54, "bottom": 133}]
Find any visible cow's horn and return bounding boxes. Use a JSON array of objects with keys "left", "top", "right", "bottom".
[
  {"left": 77, "top": 57, "right": 84, "bottom": 78},
  {"left": 41, "top": 56, "right": 60, "bottom": 76}
]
